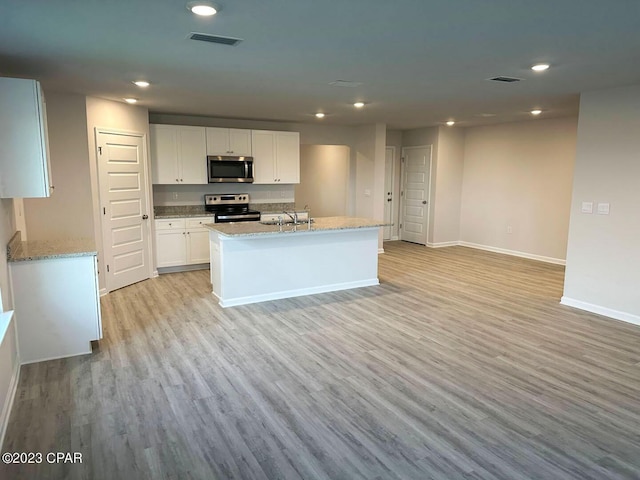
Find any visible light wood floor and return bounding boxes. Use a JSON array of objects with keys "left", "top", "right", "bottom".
[{"left": 2, "top": 242, "right": 640, "bottom": 479}]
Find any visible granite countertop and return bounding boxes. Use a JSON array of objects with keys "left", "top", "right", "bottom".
[
  {"left": 7, "top": 231, "right": 97, "bottom": 262},
  {"left": 154, "top": 206, "right": 211, "bottom": 219},
  {"left": 204, "top": 216, "right": 385, "bottom": 238}
]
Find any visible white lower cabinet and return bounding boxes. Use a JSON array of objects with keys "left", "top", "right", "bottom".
[
  {"left": 155, "top": 217, "right": 214, "bottom": 269},
  {"left": 10, "top": 255, "right": 102, "bottom": 364}
]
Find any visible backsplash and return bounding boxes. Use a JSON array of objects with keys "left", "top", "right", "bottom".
[
  {"left": 153, "top": 203, "right": 295, "bottom": 218},
  {"left": 153, "top": 184, "right": 295, "bottom": 206}
]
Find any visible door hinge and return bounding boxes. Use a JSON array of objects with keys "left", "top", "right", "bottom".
[
  {"left": 107, "top": 265, "right": 110, "bottom": 272},
  {"left": 98, "top": 146, "right": 102, "bottom": 155},
  {"left": 401, "top": 157, "right": 405, "bottom": 163},
  {"left": 400, "top": 223, "right": 403, "bottom": 229},
  {"left": 401, "top": 191, "right": 404, "bottom": 197},
  {"left": 103, "top": 207, "right": 106, "bottom": 215}
]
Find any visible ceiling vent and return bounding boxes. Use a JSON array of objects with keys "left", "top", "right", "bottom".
[
  {"left": 329, "top": 80, "right": 364, "bottom": 88},
  {"left": 188, "top": 32, "right": 243, "bottom": 46},
  {"left": 488, "top": 76, "right": 522, "bottom": 83}
]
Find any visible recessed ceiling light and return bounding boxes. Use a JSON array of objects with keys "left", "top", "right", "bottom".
[
  {"left": 132, "top": 81, "right": 150, "bottom": 88},
  {"left": 124, "top": 98, "right": 138, "bottom": 104},
  {"left": 531, "top": 109, "right": 542, "bottom": 115},
  {"left": 315, "top": 113, "right": 325, "bottom": 119},
  {"left": 353, "top": 102, "right": 365, "bottom": 108},
  {"left": 531, "top": 63, "right": 550, "bottom": 72},
  {"left": 446, "top": 121, "right": 455, "bottom": 126},
  {"left": 187, "top": 2, "right": 219, "bottom": 16}
]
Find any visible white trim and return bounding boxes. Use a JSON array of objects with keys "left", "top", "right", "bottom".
[
  {"left": 157, "top": 264, "right": 209, "bottom": 274},
  {"left": 94, "top": 127, "right": 153, "bottom": 293},
  {"left": 217, "top": 279, "right": 380, "bottom": 308},
  {"left": 458, "top": 241, "right": 566, "bottom": 265},
  {"left": 0, "top": 311, "right": 20, "bottom": 450},
  {"left": 390, "top": 235, "right": 399, "bottom": 241},
  {"left": 378, "top": 248, "right": 385, "bottom": 254},
  {"left": 0, "top": 356, "right": 20, "bottom": 450},
  {"left": 399, "top": 145, "right": 432, "bottom": 245},
  {"left": 99, "top": 288, "right": 108, "bottom": 297},
  {"left": 152, "top": 269, "right": 159, "bottom": 278},
  {"left": 560, "top": 297, "right": 640, "bottom": 327},
  {"left": 427, "top": 241, "right": 459, "bottom": 248},
  {"left": 20, "top": 350, "right": 92, "bottom": 366}
]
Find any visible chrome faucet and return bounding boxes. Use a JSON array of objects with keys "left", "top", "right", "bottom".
[{"left": 283, "top": 211, "right": 298, "bottom": 224}]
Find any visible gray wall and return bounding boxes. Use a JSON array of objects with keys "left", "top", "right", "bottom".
[
  {"left": 296, "top": 145, "right": 350, "bottom": 217},
  {"left": 24, "top": 92, "right": 94, "bottom": 240},
  {"left": 433, "top": 127, "right": 465, "bottom": 245},
  {"left": 563, "top": 84, "right": 640, "bottom": 322},
  {"left": 460, "top": 117, "right": 577, "bottom": 262}
]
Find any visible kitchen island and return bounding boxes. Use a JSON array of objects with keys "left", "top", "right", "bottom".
[{"left": 205, "top": 217, "right": 384, "bottom": 307}]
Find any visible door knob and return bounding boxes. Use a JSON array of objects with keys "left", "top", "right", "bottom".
[
  {"left": 142, "top": 214, "right": 149, "bottom": 219},
  {"left": 422, "top": 200, "right": 427, "bottom": 204}
]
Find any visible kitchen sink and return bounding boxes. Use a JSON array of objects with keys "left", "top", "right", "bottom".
[{"left": 259, "top": 218, "right": 314, "bottom": 226}]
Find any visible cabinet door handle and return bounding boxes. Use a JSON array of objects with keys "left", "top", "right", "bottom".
[
  {"left": 142, "top": 214, "right": 149, "bottom": 220},
  {"left": 175, "top": 178, "right": 179, "bottom": 182}
]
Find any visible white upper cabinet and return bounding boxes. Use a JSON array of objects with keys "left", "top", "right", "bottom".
[
  {"left": 206, "top": 127, "right": 252, "bottom": 156},
  {"left": 252, "top": 130, "right": 300, "bottom": 184},
  {"left": 150, "top": 124, "right": 207, "bottom": 184},
  {"left": 0, "top": 77, "right": 53, "bottom": 198}
]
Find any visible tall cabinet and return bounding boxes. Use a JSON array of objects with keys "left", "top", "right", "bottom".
[{"left": 0, "top": 77, "right": 53, "bottom": 198}]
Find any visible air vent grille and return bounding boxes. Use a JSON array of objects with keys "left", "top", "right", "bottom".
[
  {"left": 189, "top": 32, "right": 243, "bottom": 46},
  {"left": 329, "top": 80, "right": 364, "bottom": 88},
  {"left": 488, "top": 76, "right": 522, "bottom": 83}
]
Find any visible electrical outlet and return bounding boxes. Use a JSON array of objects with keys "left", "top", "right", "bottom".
[{"left": 507, "top": 225, "right": 513, "bottom": 234}]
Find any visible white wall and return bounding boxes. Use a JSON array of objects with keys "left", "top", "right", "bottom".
[
  {"left": 386, "top": 130, "right": 403, "bottom": 240},
  {"left": 562, "top": 85, "right": 640, "bottom": 323},
  {"left": 459, "top": 117, "right": 577, "bottom": 263},
  {"left": 24, "top": 92, "right": 94, "bottom": 240},
  {"left": 295, "top": 145, "right": 350, "bottom": 217},
  {"left": 86, "top": 97, "right": 150, "bottom": 291}
]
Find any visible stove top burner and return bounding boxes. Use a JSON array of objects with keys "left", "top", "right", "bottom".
[{"left": 204, "top": 193, "right": 260, "bottom": 223}]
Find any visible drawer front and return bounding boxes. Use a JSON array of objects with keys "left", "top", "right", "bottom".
[
  {"left": 155, "top": 219, "right": 186, "bottom": 230},
  {"left": 186, "top": 217, "right": 215, "bottom": 229}
]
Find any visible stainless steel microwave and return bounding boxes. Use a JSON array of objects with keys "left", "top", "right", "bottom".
[{"left": 207, "top": 155, "right": 254, "bottom": 183}]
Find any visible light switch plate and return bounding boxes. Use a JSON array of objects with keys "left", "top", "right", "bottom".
[
  {"left": 597, "top": 202, "right": 610, "bottom": 215},
  {"left": 581, "top": 202, "right": 593, "bottom": 214}
]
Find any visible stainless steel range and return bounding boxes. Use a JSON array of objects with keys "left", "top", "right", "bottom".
[{"left": 204, "top": 193, "right": 260, "bottom": 223}]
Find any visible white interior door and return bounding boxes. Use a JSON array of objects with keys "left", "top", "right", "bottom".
[
  {"left": 400, "top": 146, "right": 431, "bottom": 245},
  {"left": 383, "top": 147, "right": 395, "bottom": 240},
  {"left": 97, "top": 131, "right": 151, "bottom": 291}
]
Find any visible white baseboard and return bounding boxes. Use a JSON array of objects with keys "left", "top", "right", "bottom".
[
  {"left": 458, "top": 241, "right": 566, "bottom": 265},
  {"left": 157, "top": 264, "right": 210, "bottom": 274},
  {"left": 99, "top": 288, "right": 108, "bottom": 297},
  {"left": 152, "top": 269, "right": 159, "bottom": 278},
  {"left": 378, "top": 248, "right": 385, "bottom": 254},
  {"left": 0, "top": 356, "right": 20, "bottom": 451},
  {"left": 219, "top": 278, "right": 380, "bottom": 308},
  {"left": 427, "top": 241, "right": 459, "bottom": 248},
  {"left": 560, "top": 297, "right": 640, "bottom": 327}
]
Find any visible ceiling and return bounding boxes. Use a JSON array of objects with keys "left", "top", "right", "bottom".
[{"left": 2, "top": 0, "right": 640, "bottom": 130}]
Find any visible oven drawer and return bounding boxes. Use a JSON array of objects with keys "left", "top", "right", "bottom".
[{"left": 155, "top": 219, "right": 186, "bottom": 231}]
